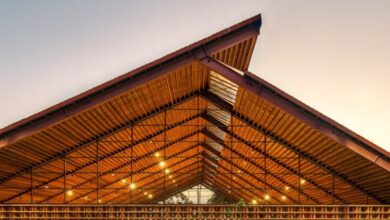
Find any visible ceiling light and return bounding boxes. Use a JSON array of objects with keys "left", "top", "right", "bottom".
[
  {"left": 284, "top": 186, "right": 290, "bottom": 190},
  {"left": 44, "top": 185, "right": 49, "bottom": 189},
  {"left": 300, "top": 179, "right": 306, "bottom": 184},
  {"left": 129, "top": 183, "right": 136, "bottom": 190},
  {"left": 172, "top": 179, "right": 176, "bottom": 183},
  {"left": 66, "top": 190, "right": 73, "bottom": 196},
  {"left": 159, "top": 161, "right": 166, "bottom": 168},
  {"left": 165, "top": 169, "right": 170, "bottom": 174},
  {"left": 84, "top": 196, "right": 89, "bottom": 200},
  {"left": 148, "top": 194, "right": 153, "bottom": 199},
  {"left": 144, "top": 192, "right": 148, "bottom": 196},
  {"left": 264, "top": 194, "right": 270, "bottom": 200},
  {"left": 121, "top": 179, "right": 127, "bottom": 184},
  {"left": 169, "top": 175, "right": 173, "bottom": 179},
  {"left": 155, "top": 152, "right": 160, "bottom": 157},
  {"left": 281, "top": 195, "right": 287, "bottom": 201},
  {"left": 251, "top": 199, "right": 257, "bottom": 205},
  {"left": 98, "top": 199, "right": 102, "bottom": 203}
]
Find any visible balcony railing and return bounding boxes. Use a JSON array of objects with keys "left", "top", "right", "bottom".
[{"left": 0, "top": 204, "right": 389, "bottom": 219}]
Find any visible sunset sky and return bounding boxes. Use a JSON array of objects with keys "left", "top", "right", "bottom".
[{"left": 0, "top": 0, "right": 389, "bottom": 151}]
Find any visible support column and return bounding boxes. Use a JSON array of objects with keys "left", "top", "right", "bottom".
[
  {"left": 298, "top": 154, "right": 301, "bottom": 204},
  {"left": 163, "top": 110, "right": 167, "bottom": 204},
  {"left": 96, "top": 140, "right": 99, "bottom": 203},
  {"left": 230, "top": 118, "right": 233, "bottom": 196},
  {"left": 130, "top": 126, "right": 134, "bottom": 204},
  {"left": 332, "top": 174, "right": 335, "bottom": 204},
  {"left": 197, "top": 96, "right": 200, "bottom": 204},
  {"left": 30, "top": 169, "right": 33, "bottom": 204},
  {"left": 264, "top": 134, "right": 267, "bottom": 204},
  {"left": 63, "top": 155, "right": 66, "bottom": 204}
]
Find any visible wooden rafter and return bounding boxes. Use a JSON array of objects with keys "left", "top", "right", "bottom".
[{"left": 201, "top": 91, "right": 383, "bottom": 203}]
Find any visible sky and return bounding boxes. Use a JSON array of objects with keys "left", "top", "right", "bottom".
[{"left": 0, "top": 0, "right": 389, "bottom": 151}]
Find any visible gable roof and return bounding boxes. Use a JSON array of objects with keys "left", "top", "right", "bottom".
[
  {"left": 0, "top": 14, "right": 388, "bottom": 205},
  {"left": 0, "top": 15, "right": 261, "bottom": 142}
]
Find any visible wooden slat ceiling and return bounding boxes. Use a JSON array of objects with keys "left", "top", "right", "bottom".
[{"left": 0, "top": 14, "right": 389, "bottom": 205}]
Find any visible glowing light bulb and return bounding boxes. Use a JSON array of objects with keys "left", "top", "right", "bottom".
[
  {"left": 129, "top": 183, "right": 136, "bottom": 190},
  {"left": 159, "top": 161, "right": 166, "bottom": 168},
  {"left": 172, "top": 179, "right": 176, "bottom": 183},
  {"left": 155, "top": 152, "right": 160, "bottom": 157},
  {"left": 169, "top": 175, "right": 173, "bottom": 179},
  {"left": 264, "top": 194, "right": 270, "bottom": 200},
  {"left": 66, "top": 190, "right": 73, "bottom": 196},
  {"left": 284, "top": 186, "right": 290, "bottom": 190},
  {"left": 121, "top": 179, "right": 127, "bottom": 184},
  {"left": 98, "top": 199, "right": 102, "bottom": 203},
  {"left": 165, "top": 169, "right": 170, "bottom": 174},
  {"left": 300, "top": 179, "right": 306, "bottom": 184},
  {"left": 251, "top": 199, "right": 257, "bottom": 205},
  {"left": 148, "top": 194, "right": 153, "bottom": 199},
  {"left": 281, "top": 195, "right": 287, "bottom": 201},
  {"left": 144, "top": 192, "right": 148, "bottom": 196},
  {"left": 84, "top": 196, "right": 89, "bottom": 200}
]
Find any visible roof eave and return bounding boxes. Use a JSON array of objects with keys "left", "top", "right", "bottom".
[{"left": 0, "top": 14, "right": 262, "bottom": 148}]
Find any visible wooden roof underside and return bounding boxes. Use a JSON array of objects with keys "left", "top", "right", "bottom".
[{"left": 0, "top": 14, "right": 389, "bottom": 205}]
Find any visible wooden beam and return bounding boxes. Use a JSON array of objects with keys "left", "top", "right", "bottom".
[
  {"left": 0, "top": 92, "right": 201, "bottom": 185},
  {"left": 199, "top": 56, "right": 389, "bottom": 172},
  {"left": 202, "top": 113, "right": 342, "bottom": 203},
  {"left": 201, "top": 91, "right": 384, "bottom": 203},
  {"left": 44, "top": 144, "right": 203, "bottom": 204},
  {"left": 203, "top": 146, "right": 293, "bottom": 204},
  {"left": 2, "top": 113, "right": 205, "bottom": 203},
  {"left": 0, "top": 15, "right": 261, "bottom": 149},
  {"left": 112, "top": 160, "right": 203, "bottom": 204}
]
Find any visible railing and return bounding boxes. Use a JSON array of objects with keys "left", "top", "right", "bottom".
[{"left": 0, "top": 204, "right": 389, "bottom": 219}]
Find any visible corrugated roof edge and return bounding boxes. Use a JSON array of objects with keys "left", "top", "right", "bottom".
[{"left": 0, "top": 14, "right": 262, "bottom": 137}]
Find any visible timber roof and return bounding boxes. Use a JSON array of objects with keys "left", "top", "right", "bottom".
[{"left": 0, "top": 14, "right": 389, "bottom": 205}]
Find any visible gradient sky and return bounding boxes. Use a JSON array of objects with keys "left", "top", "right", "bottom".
[{"left": 0, "top": 0, "right": 389, "bottom": 151}]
